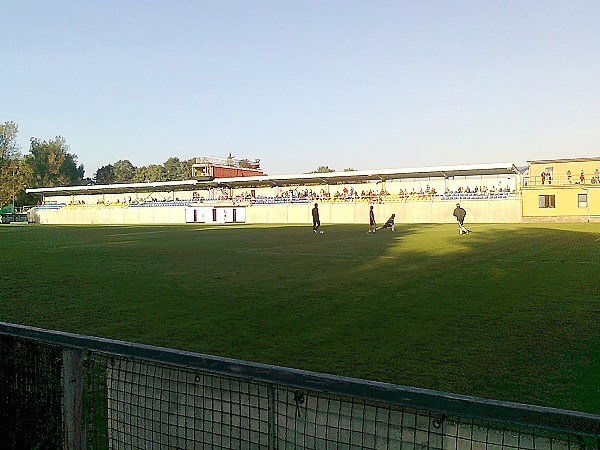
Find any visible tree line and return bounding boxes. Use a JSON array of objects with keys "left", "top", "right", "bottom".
[
  {"left": 0, "top": 121, "right": 203, "bottom": 208},
  {"left": 1, "top": 120, "right": 355, "bottom": 208},
  {"left": 0, "top": 121, "right": 85, "bottom": 208},
  {"left": 94, "top": 157, "right": 195, "bottom": 185}
]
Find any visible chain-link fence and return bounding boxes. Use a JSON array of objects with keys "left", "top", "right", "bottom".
[{"left": 1, "top": 322, "right": 599, "bottom": 449}]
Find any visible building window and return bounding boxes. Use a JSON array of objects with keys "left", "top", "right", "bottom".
[
  {"left": 578, "top": 193, "right": 587, "bottom": 208},
  {"left": 539, "top": 195, "right": 555, "bottom": 208}
]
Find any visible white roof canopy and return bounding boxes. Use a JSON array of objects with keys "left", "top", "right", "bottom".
[{"left": 26, "top": 162, "right": 518, "bottom": 195}]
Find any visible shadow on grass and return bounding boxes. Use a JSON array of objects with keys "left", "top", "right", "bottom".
[
  {"left": 0, "top": 223, "right": 599, "bottom": 413},
  {"left": 356, "top": 223, "right": 600, "bottom": 413}
]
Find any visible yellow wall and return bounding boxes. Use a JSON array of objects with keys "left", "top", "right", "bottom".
[
  {"left": 529, "top": 159, "right": 600, "bottom": 186},
  {"left": 522, "top": 185, "right": 600, "bottom": 219},
  {"left": 522, "top": 159, "right": 600, "bottom": 221}
]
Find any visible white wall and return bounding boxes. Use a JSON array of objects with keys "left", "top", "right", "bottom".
[
  {"left": 31, "top": 198, "right": 522, "bottom": 225},
  {"left": 185, "top": 207, "right": 246, "bottom": 223}
]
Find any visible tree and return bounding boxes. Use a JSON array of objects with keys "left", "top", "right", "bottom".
[
  {"left": 0, "top": 161, "right": 24, "bottom": 207},
  {"left": 132, "top": 164, "right": 166, "bottom": 183},
  {"left": 311, "top": 165, "right": 335, "bottom": 173},
  {"left": 132, "top": 166, "right": 147, "bottom": 183},
  {"left": 147, "top": 164, "right": 167, "bottom": 182},
  {"left": 24, "top": 136, "right": 84, "bottom": 188},
  {"left": 13, "top": 159, "right": 35, "bottom": 206},
  {"left": 0, "top": 121, "right": 22, "bottom": 206},
  {"left": 94, "top": 164, "right": 115, "bottom": 185},
  {"left": 0, "top": 121, "right": 20, "bottom": 163},
  {"left": 112, "top": 160, "right": 136, "bottom": 183},
  {"left": 163, "top": 157, "right": 183, "bottom": 181},
  {"left": 181, "top": 158, "right": 195, "bottom": 180},
  {"left": 344, "top": 168, "right": 356, "bottom": 172}
]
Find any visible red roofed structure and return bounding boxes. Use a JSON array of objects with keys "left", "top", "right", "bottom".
[{"left": 191, "top": 154, "right": 263, "bottom": 180}]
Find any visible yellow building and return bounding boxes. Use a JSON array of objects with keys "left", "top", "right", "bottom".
[{"left": 522, "top": 157, "right": 600, "bottom": 221}]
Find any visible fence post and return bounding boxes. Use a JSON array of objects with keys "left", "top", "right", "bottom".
[
  {"left": 63, "top": 348, "right": 85, "bottom": 450},
  {"left": 268, "top": 384, "right": 276, "bottom": 450}
]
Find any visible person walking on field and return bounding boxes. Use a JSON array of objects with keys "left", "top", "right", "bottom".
[
  {"left": 368, "top": 205, "right": 377, "bottom": 233},
  {"left": 453, "top": 203, "right": 469, "bottom": 235},
  {"left": 312, "top": 203, "right": 321, "bottom": 234}
]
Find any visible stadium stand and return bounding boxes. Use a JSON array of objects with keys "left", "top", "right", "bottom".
[
  {"left": 128, "top": 200, "right": 196, "bottom": 207},
  {"left": 25, "top": 162, "right": 525, "bottom": 224},
  {"left": 32, "top": 203, "right": 67, "bottom": 210},
  {"left": 440, "top": 190, "right": 512, "bottom": 201}
]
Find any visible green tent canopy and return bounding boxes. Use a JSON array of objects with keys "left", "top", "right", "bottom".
[{"left": 0, "top": 204, "right": 15, "bottom": 215}]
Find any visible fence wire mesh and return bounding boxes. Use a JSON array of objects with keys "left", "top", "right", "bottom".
[
  {"left": 0, "top": 335, "right": 64, "bottom": 449},
  {"left": 1, "top": 329, "right": 599, "bottom": 449}
]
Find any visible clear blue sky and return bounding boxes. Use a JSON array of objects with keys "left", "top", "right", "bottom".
[{"left": 3, "top": 1, "right": 599, "bottom": 177}]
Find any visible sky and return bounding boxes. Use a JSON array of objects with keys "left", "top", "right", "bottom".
[{"left": 2, "top": 1, "right": 599, "bottom": 178}]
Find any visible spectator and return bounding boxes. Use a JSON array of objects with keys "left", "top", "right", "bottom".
[{"left": 580, "top": 170, "right": 585, "bottom": 184}]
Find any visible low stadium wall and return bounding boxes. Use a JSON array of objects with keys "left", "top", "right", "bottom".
[
  {"left": 28, "top": 197, "right": 523, "bottom": 225},
  {"left": 29, "top": 206, "right": 186, "bottom": 225},
  {"left": 245, "top": 197, "right": 522, "bottom": 224}
]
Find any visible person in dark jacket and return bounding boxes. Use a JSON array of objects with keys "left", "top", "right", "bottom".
[
  {"left": 453, "top": 203, "right": 469, "bottom": 235},
  {"left": 312, "top": 203, "right": 321, "bottom": 234}
]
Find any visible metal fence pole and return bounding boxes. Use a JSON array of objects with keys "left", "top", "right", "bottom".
[
  {"left": 63, "top": 348, "right": 85, "bottom": 450},
  {"left": 268, "top": 384, "right": 276, "bottom": 450}
]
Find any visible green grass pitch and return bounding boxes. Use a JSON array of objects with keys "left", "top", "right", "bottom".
[{"left": 1, "top": 223, "right": 599, "bottom": 413}]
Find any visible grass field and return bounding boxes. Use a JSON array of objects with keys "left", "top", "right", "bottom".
[{"left": 1, "top": 223, "right": 599, "bottom": 414}]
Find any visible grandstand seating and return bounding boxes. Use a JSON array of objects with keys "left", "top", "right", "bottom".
[
  {"left": 128, "top": 200, "right": 195, "bottom": 207},
  {"left": 251, "top": 196, "right": 310, "bottom": 205},
  {"left": 247, "top": 192, "right": 516, "bottom": 204},
  {"left": 65, "top": 203, "right": 124, "bottom": 209},
  {"left": 42, "top": 200, "right": 200, "bottom": 209},
  {"left": 33, "top": 203, "right": 67, "bottom": 210},
  {"left": 440, "top": 191, "right": 511, "bottom": 201},
  {"left": 29, "top": 192, "right": 515, "bottom": 212}
]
